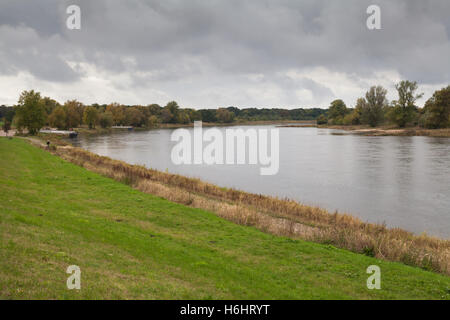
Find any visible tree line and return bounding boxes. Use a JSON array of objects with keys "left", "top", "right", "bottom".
[
  {"left": 0, "top": 91, "right": 327, "bottom": 134},
  {"left": 1, "top": 81, "right": 448, "bottom": 135},
  {"left": 320, "top": 81, "right": 450, "bottom": 129}
]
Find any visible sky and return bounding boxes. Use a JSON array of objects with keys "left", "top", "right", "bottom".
[{"left": 0, "top": 0, "right": 449, "bottom": 109}]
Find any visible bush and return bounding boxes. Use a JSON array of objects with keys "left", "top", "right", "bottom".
[{"left": 317, "top": 114, "right": 327, "bottom": 125}]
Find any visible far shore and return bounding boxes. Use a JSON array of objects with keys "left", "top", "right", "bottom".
[
  {"left": 41, "top": 120, "right": 318, "bottom": 137},
  {"left": 278, "top": 124, "right": 450, "bottom": 137},
  {"left": 3, "top": 120, "right": 449, "bottom": 138}
]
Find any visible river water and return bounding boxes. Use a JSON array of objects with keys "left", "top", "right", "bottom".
[{"left": 71, "top": 125, "right": 450, "bottom": 238}]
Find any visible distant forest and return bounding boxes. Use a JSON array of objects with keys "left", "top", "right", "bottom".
[
  {"left": 0, "top": 96, "right": 326, "bottom": 132},
  {"left": 1, "top": 81, "right": 449, "bottom": 134}
]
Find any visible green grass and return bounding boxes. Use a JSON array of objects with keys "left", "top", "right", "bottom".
[{"left": 0, "top": 137, "right": 449, "bottom": 300}]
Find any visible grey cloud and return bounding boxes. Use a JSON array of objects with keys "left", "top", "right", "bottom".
[{"left": 0, "top": 0, "right": 449, "bottom": 107}]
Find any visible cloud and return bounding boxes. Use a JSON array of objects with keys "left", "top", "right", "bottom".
[{"left": 0, "top": 0, "right": 449, "bottom": 107}]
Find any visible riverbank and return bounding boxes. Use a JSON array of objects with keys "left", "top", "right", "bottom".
[
  {"left": 320, "top": 125, "right": 450, "bottom": 137},
  {"left": 26, "top": 136, "right": 450, "bottom": 276},
  {"left": 1, "top": 137, "right": 449, "bottom": 299}
]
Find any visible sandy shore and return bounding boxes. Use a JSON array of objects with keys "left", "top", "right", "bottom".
[{"left": 319, "top": 125, "right": 450, "bottom": 137}]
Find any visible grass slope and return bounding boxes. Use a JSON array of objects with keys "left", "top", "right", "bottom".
[{"left": 0, "top": 138, "right": 449, "bottom": 300}]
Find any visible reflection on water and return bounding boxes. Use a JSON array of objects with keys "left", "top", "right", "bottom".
[{"left": 72, "top": 126, "right": 450, "bottom": 238}]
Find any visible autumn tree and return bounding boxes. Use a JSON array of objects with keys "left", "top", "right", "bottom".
[
  {"left": 106, "top": 103, "right": 126, "bottom": 126},
  {"left": 15, "top": 90, "right": 47, "bottom": 135},
  {"left": 41, "top": 97, "right": 60, "bottom": 118},
  {"left": 48, "top": 106, "right": 67, "bottom": 129},
  {"left": 148, "top": 115, "right": 159, "bottom": 128},
  {"left": 83, "top": 106, "right": 99, "bottom": 129},
  {"left": 125, "top": 107, "right": 145, "bottom": 127},
  {"left": 99, "top": 111, "right": 114, "bottom": 128},
  {"left": 64, "top": 100, "right": 84, "bottom": 129},
  {"left": 176, "top": 110, "right": 191, "bottom": 124}
]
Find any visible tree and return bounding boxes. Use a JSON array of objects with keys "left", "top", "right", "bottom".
[
  {"left": 83, "top": 106, "right": 99, "bottom": 129},
  {"left": 185, "top": 108, "right": 202, "bottom": 121},
  {"left": 361, "top": 86, "right": 387, "bottom": 127},
  {"left": 1, "top": 107, "right": 15, "bottom": 123},
  {"left": 125, "top": 107, "right": 145, "bottom": 127},
  {"left": 15, "top": 90, "right": 47, "bottom": 135},
  {"left": 176, "top": 110, "right": 191, "bottom": 124},
  {"left": 64, "top": 100, "right": 84, "bottom": 128},
  {"left": 348, "top": 98, "right": 365, "bottom": 125},
  {"left": 327, "top": 99, "right": 348, "bottom": 125},
  {"left": 99, "top": 111, "right": 113, "bottom": 128},
  {"left": 421, "top": 86, "right": 450, "bottom": 129},
  {"left": 199, "top": 109, "right": 217, "bottom": 122},
  {"left": 48, "top": 106, "right": 67, "bottom": 129},
  {"left": 160, "top": 109, "right": 173, "bottom": 123},
  {"left": 163, "top": 101, "right": 180, "bottom": 123},
  {"left": 216, "top": 108, "right": 235, "bottom": 123},
  {"left": 148, "top": 104, "right": 162, "bottom": 116},
  {"left": 106, "top": 103, "right": 126, "bottom": 126},
  {"left": 148, "top": 115, "right": 159, "bottom": 128},
  {"left": 41, "top": 97, "right": 60, "bottom": 118},
  {"left": 2, "top": 119, "right": 11, "bottom": 136},
  {"left": 388, "top": 81, "right": 423, "bottom": 127}
]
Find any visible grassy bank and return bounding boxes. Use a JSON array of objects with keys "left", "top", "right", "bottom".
[
  {"left": 1, "top": 137, "right": 450, "bottom": 299},
  {"left": 44, "top": 139, "right": 450, "bottom": 276},
  {"left": 0, "top": 138, "right": 449, "bottom": 299}
]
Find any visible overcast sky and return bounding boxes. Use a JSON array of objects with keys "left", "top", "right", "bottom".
[{"left": 0, "top": 0, "right": 449, "bottom": 109}]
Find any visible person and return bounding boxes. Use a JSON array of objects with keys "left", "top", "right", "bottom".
[{"left": 46, "top": 141, "right": 50, "bottom": 149}]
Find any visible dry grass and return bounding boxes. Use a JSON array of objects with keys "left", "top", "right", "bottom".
[{"left": 31, "top": 141, "right": 449, "bottom": 275}]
